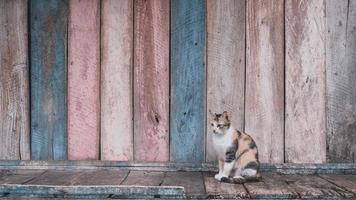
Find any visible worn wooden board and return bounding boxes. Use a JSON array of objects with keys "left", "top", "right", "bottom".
[
  {"left": 72, "top": 169, "right": 128, "bottom": 185},
  {"left": 0, "top": 185, "right": 184, "bottom": 198},
  {"left": 170, "top": 0, "right": 205, "bottom": 162},
  {"left": 122, "top": 171, "right": 165, "bottom": 186},
  {"left": 162, "top": 172, "right": 205, "bottom": 197},
  {"left": 101, "top": 0, "right": 133, "bottom": 161},
  {"left": 245, "top": 0, "right": 284, "bottom": 164},
  {"left": 281, "top": 174, "right": 354, "bottom": 198},
  {"left": 203, "top": 173, "right": 248, "bottom": 199},
  {"left": 0, "top": 170, "right": 45, "bottom": 184},
  {"left": 206, "top": 0, "right": 245, "bottom": 162},
  {"left": 133, "top": 0, "right": 169, "bottom": 162},
  {"left": 326, "top": 0, "right": 356, "bottom": 163},
  {"left": 68, "top": 0, "right": 100, "bottom": 160},
  {"left": 25, "top": 170, "right": 82, "bottom": 185},
  {"left": 30, "top": 0, "right": 68, "bottom": 160},
  {"left": 320, "top": 174, "right": 356, "bottom": 193},
  {"left": 285, "top": 0, "right": 326, "bottom": 163},
  {"left": 244, "top": 173, "right": 297, "bottom": 199},
  {"left": 0, "top": 0, "right": 30, "bottom": 160}
]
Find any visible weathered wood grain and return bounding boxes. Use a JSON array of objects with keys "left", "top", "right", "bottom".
[
  {"left": 0, "top": 185, "right": 185, "bottom": 198},
  {"left": 206, "top": 0, "right": 245, "bottom": 162},
  {"left": 162, "top": 172, "right": 205, "bottom": 198},
  {"left": 245, "top": 0, "right": 284, "bottom": 164},
  {"left": 25, "top": 170, "right": 82, "bottom": 185},
  {"left": 122, "top": 171, "right": 165, "bottom": 186},
  {"left": 281, "top": 174, "right": 354, "bottom": 198},
  {"left": 170, "top": 0, "right": 205, "bottom": 162},
  {"left": 101, "top": 0, "right": 133, "bottom": 161},
  {"left": 320, "top": 174, "right": 356, "bottom": 193},
  {"left": 326, "top": 0, "right": 356, "bottom": 163},
  {"left": 133, "top": 0, "right": 169, "bottom": 162},
  {"left": 0, "top": 170, "right": 45, "bottom": 184},
  {"left": 244, "top": 173, "right": 297, "bottom": 199},
  {"left": 285, "top": 0, "right": 326, "bottom": 163},
  {"left": 30, "top": 0, "right": 68, "bottom": 160},
  {"left": 72, "top": 169, "right": 128, "bottom": 185},
  {"left": 203, "top": 173, "right": 248, "bottom": 199},
  {"left": 0, "top": 0, "right": 30, "bottom": 160},
  {"left": 68, "top": 0, "right": 100, "bottom": 160}
]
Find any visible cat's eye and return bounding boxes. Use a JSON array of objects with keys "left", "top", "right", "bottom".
[
  {"left": 217, "top": 124, "right": 223, "bottom": 128},
  {"left": 210, "top": 123, "right": 214, "bottom": 126}
]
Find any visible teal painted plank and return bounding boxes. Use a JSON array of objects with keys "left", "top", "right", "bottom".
[
  {"left": 170, "top": 0, "right": 205, "bottom": 161},
  {"left": 30, "top": 0, "right": 68, "bottom": 160}
]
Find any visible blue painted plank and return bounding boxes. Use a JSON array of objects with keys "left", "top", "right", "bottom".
[
  {"left": 170, "top": 0, "right": 205, "bottom": 161},
  {"left": 30, "top": 0, "right": 68, "bottom": 160}
]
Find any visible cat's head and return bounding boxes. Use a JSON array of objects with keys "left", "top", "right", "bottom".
[{"left": 209, "top": 111, "right": 231, "bottom": 135}]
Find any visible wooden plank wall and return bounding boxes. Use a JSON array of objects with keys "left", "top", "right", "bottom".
[
  {"left": 0, "top": 0, "right": 30, "bottom": 160},
  {"left": 100, "top": 0, "right": 133, "bottom": 161},
  {"left": 68, "top": 0, "right": 100, "bottom": 160},
  {"left": 0, "top": 0, "right": 355, "bottom": 163},
  {"left": 245, "top": 0, "right": 284, "bottom": 163},
  {"left": 206, "top": 0, "right": 245, "bottom": 162},
  {"left": 133, "top": 0, "right": 170, "bottom": 161},
  {"left": 326, "top": 0, "right": 356, "bottom": 163},
  {"left": 170, "top": 0, "right": 205, "bottom": 162},
  {"left": 30, "top": 0, "right": 68, "bottom": 160},
  {"left": 285, "top": 0, "right": 326, "bottom": 163}
]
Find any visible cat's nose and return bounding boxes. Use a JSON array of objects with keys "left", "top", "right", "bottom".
[{"left": 213, "top": 130, "right": 216, "bottom": 134}]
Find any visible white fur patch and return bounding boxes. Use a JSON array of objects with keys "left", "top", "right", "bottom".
[
  {"left": 241, "top": 169, "right": 257, "bottom": 177},
  {"left": 212, "top": 127, "right": 235, "bottom": 159}
]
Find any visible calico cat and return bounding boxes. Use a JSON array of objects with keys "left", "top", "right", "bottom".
[{"left": 210, "top": 111, "right": 261, "bottom": 184}]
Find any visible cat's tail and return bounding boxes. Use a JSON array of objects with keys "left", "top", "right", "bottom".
[{"left": 221, "top": 173, "right": 262, "bottom": 184}]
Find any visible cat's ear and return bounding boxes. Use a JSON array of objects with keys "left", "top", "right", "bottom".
[{"left": 222, "top": 111, "right": 230, "bottom": 121}]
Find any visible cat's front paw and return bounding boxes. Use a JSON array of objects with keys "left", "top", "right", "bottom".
[
  {"left": 214, "top": 174, "right": 228, "bottom": 182},
  {"left": 214, "top": 173, "right": 223, "bottom": 181}
]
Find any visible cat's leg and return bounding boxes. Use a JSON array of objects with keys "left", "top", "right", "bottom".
[
  {"left": 214, "top": 160, "right": 224, "bottom": 180},
  {"left": 218, "top": 147, "right": 236, "bottom": 182},
  {"left": 232, "top": 165, "right": 246, "bottom": 184}
]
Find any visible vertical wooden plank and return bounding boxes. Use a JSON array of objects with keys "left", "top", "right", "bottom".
[
  {"left": 285, "top": 0, "right": 326, "bottom": 163},
  {"left": 0, "top": 0, "right": 30, "bottom": 160},
  {"left": 326, "top": 0, "right": 356, "bottom": 163},
  {"left": 245, "top": 0, "right": 284, "bottom": 163},
  {"left": 101, "top": 0, "right": 133, "bottom": 161},
  {"left": 206, "top": 0, "right": 245, "bottom": 162},
  {"left": 30, "top": 0, "right": 68, "bottom": 160},
  {"left": 170, "top": 0, "right": 205, "bottom": 162},
  {"left": 133, "top": 0, "right": 169, "bottom": 161},
  {"left": 68, "top": 0, "right": 100, "bottom": 160}
]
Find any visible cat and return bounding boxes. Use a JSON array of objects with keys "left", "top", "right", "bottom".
[{"left": 209, "top": 111, "right": 261, "bottom": 184}]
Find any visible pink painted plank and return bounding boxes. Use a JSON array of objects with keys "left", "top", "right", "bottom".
[
  {"left": 133, "top": 0, "right": 169, "bottom": 161},
  {"left": 245, "top": 0, "right": 284, "bottom": 163},
  {"left": 285, "top": 0, "right": 326, "bottom": 163},
  {"left": 101, "top": 0, "right": 133, "bottom": 161},
  {"left": 68, "top": 0, "right": 100, "bottom": 160},
  {"left": 206, "top": 0, "right": 245, "bottom": 162}
]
